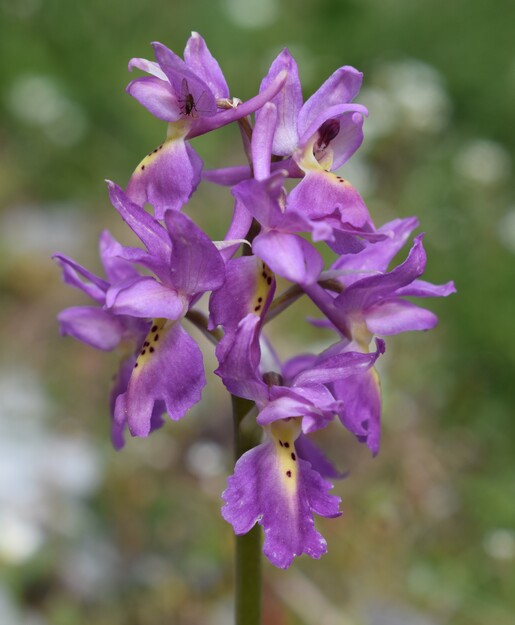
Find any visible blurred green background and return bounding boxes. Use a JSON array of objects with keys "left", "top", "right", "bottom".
[{"left": 1, "top": 0, "right": 514, "bottom": 623}]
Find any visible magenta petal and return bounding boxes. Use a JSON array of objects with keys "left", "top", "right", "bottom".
[
  {"left": 297, "top": 66, "right": 363, "bottom": 139},
  {"left": 58, "top": 306, "right": 124, "bottom": 351},
  {"left": 288, "top": 169, "right": 371, "bottom": 228},
  {"left": 128, "top": 57, "right": 168, "bottom": 80},
  {"left": 183, "top": 32, "right": 229, "bottom": 99},
  {"left": 106, "top": 276, "right": 185, "bottom": 319},
  {"left": 164, "top": 211, "right": 225, "bottom": 296},
  {"left": 258, "top": 48, "right": 302, "bottom": 156},
  {"left": 115, "top": 322, "right": 205, "bottom": 437},
  {"left": 125, "top": 137, "right": 202, "bottom": 218},
  {"left": 365, "top": 300, "right": 438, "bottom": 335},
  {"left": 253, "top": 231, "right": 323, "bottom": 285},
  {"left": 126, "top": 76, "right": 180, "bottom": 122},
  {"left": 222, "top": 437, "right": 341, "bottom": 569}
]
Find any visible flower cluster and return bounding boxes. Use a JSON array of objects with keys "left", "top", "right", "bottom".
[{"left": 54, "top": 33, "right": 455, "bottom": 569}]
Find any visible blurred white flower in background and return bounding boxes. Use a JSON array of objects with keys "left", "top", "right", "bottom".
[{"left": 6, "top": 74, "right": 88, "bottom": 146}]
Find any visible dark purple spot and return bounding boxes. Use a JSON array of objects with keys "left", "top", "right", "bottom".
[
  {"left": 141, "top": 350, "right": 146, "bottom": 355},
  {"left": 134, "top": 363, "right": 138, "bottom": 368},
  {"left": 153, "top": 148, "right": 158, "bottom": 154},
  {"left": 291, "top": 453, "right": 296, "bottom": 461},
  {"left": 279, "top": 440, "right": 284, "bottom": 447},
  {"left": 257, "top": 297, "right": 263, "bottom": 303},
  {"left": 286, "top": 470, "right": 292, "bottom": 478},
  {"left": 149, "top": 347, "right": 155, "bottom": 353},
  {"left": 284, "top": 442, "right": 290, "bottom": 448},
  {"left": 141, "top": 165, "right": 145, "bottom": 171},
  {"left": 151, "top": 325, "right": 158, "bottom": 332},
  {"left": 154, "top": 334, "right": 159, "bottom": 341},
  {"left": 254, "top": 305, "right": 261, "bottom": 312},
  {"left": 267, "top": 277, "right": 272, "bottom": 285},
  {"left": 316, "top": 118, "right": 340, "bottom": 150},
  {"left": 144, "top": 341, "right": 149, "bottom": 347}
]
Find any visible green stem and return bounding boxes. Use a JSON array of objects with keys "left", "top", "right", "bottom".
[{"left": 232, "top": 395, "right": 262, "bottom": 625}]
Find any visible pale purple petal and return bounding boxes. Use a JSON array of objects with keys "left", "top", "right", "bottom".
[
  {"left": 115, "top": 321, "right": 205, "bottom": 437},
  {"left": 253, "top": 231, "right": 323, "bottom": 285},
  {"left": 297, "top": 66, "right": 363, "bottom": 139},
  {"left": 128, "top": 57, "right": 168, "bottom": 80},
  {"left": 287, "top": 169, "right": 372, "bottom": 228},
  {"left": 222, "top": 435, "right": 341, "bottom": 569},
  {"left": 218, "top": 198, "right": 254, "bottom": 261},
  {"left": 58, "top": 306, "right": 124, "bottom": 351},
  {"left": 365, "top": 300, "right": 438, "bottom": 335},
  {"left": 231, "top": 174, "right": 285, "bottom": 229},
  {"left": 164, "top": 211, "right": 225, "bottom": 296},
  {"left": 183, "top": 32, "right": 229, "bottom": 99},
  {"left": 105, "top": 276, "right": 185, "bottom": 319},
  {"left": 258, "top": 48, "right": 302, "bottom": 155},
  {"left": 252, "top": 102, "right": 277, "bottom": 180},
  {"left": 126, "top": 76, "right": 181, "bottom": 122},
  {"left": 125, "top": 137, "right": 203, "bottom": 219}
]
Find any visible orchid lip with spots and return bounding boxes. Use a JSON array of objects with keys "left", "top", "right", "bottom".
[{"left": 54, "top": 33, "right": 455, "bottom": 580}]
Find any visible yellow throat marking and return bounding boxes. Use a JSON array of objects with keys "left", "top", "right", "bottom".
[{"left": 269, "top": 418, "right": 302, "bottom": 497}]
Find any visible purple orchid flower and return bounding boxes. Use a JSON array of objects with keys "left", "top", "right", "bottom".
[
  {"left": 217, "top": 311, "right": 384, "bottom": 568},
  {"left": 300, "top": 218, "right": 455, "bottom": 454},
  {"left": 125, "top": 32, "right": 288, "bottom": 217},
  {"left": 104, "top": 181, "right": 225, "bottom": 439},
  {"left": 53, "top": 232, "right": 163, "bottom": 449}
]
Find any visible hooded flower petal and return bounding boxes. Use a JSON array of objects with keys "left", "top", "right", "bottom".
[
  {"left": 222, "top": 419, "right": 341, "bottom": 569},
  {"left": 53, "top": 254, "right": 108, "bottom": 302},
  {"left": 115, "top": 320, "right": 205, "bottom": 437},
  {"left": 297, "top": 66, "right": 363, "bottom": 140}
]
